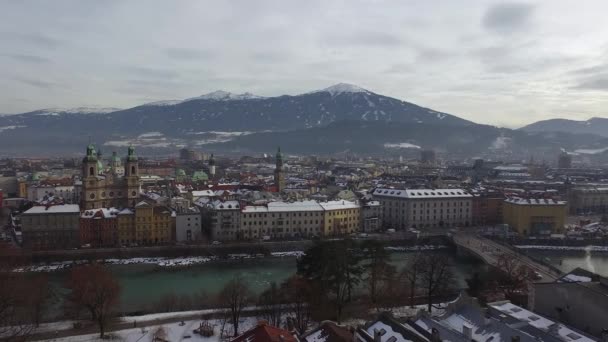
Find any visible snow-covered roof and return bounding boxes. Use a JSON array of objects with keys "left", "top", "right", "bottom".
[
  {"left": 23, "top": 204, "right": 80, "bottom": 215},
  {"left": 207, "top": 200, "right": 240, "bottom": 210},
  {"left": 81, "top": 208, "right": 120, "bottom": 219},
  {"left": 118, "top": 208, "right": 134, "bottom": 215},
  {"left": 191, "top": 190, "right": 215, "bottom": 197},
  {"left": 489, "top": 302, "right": 595, "bottom": 342},
  {"left": 243, "top": 200, "right": 323, "bottom": 213},
  {"left": 373, "top": 188, "right": 472, "bottom": 199},
  {"left": 504, "top": 197, "right": 567, "bottom": 206},
  {"left": 319, "top": 200, "right": 359, "bottom": 211}
]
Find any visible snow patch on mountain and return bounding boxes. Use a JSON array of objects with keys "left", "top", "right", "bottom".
[
  {"left": 384, "top": 142, "right": 421, "bottom": 149},
  {"left": 311, "top": 83, "right": 370, "bottom": 96},
  {"left": 38, "top": 107, "right": 121, "bottom": 115},
  {"left": 0, "top": 125, "right": 26, "bottom": 132},
  {"left": 185, "top": 90, "right": 264, "bottom": 102},
  {"left": 574, "top": 147, "right": 608, "bottom": 154},
  {"left": 143, "top": 100, "right": 182, "bottom": 106}
]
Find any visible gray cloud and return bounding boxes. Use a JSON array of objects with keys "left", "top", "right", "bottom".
[
  {"left": 5, "top": 32, "right": 64, "bottom": 49},
  {"left": 574, "top": 78, "right": 608, "bottom": 91},
  {"left": 124, "top": 66, "right": 180, "bottom": 80},
  {"left": 3, "top": 54, "right": 52, "bottom": 64},
  {"left": 13, "top": 77, "right": 61, "bottom": 89},
  {"left": 323, "top": 30, "right": 403, "bottom": 47},
  {"left": 482, "top": 3, "right": 535, "bottom": 34},
  {"left": 165, "top": 48, "right": 213, "bottom": 60},
  {"left": 1, "top": 0, "right": 608, "bottom": 126}
]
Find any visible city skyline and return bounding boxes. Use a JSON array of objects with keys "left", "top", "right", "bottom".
[{"left": 1, "top": 1, "right": 608, "bottom": 127}]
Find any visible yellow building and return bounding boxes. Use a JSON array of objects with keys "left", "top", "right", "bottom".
[
  {"left": 320, "top": 201, "right": 361, "bottom": 236},
  {"left": 133, "top": 201, "right": 174, "bottom": 245},
  {"left": 117, "top": 208, "right": 136, "bottom": 246},
  {"left": 502, "top": 197, "right": 567, "bottom": 236}
]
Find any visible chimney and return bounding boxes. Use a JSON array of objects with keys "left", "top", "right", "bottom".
[
  {"left": 548, "top": 323, "right": 560, "bottom": 336},
  {"left": 431, "top": 328, "right": 441, "bottom": 342},
  {"left": 374, "top": 329, "right": 382, "bottom": 342},
  {"left": 511, "top": 336, "right": 521, "bottom": 342},
  {"left": 462, "top": 324, "right": 472, "bottom": 340},
  {"left": 484, "top": 311, "right": 492, "bottom": 326},
  {"left": 601, "top": 329, "right": 608, "bottom": 342}
]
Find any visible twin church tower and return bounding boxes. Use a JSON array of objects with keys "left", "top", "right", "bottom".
[{"left": 81, "top": 144, "right": 140, "bottom": 210}]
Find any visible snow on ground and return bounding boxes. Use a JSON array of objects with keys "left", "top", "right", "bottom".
[
  {"left": 561, "top": 274, "right": 592, "bottom": 283},
  {"left": 271, "top": 251, "right": 305, "bottom": 258},
  {"left": 383, "top": 142, "right": 421, "bottom": 149},
  {"left": 0, "top": 125, "right": 26, "bottom": 132},
  {"left": 13, "top": 256, "right": 215, "bottom": 272},
  {"left": 515, "top": 245, "right": 608, "bottom": 252},
  {"left": 14, "top": 251, "right": 312, "bottom": 273},
  {"left": 42, "top": 317, "right": 259, "bottom": 342},
  {"left": 138, "top": 132, "right": 164, "bottom": 138},
  {"left": 385, "top": 245, "right": 447, "bottom": 252}
]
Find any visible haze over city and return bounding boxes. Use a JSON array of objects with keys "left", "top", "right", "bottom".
[{"left": 2, "top": 0, "right": 608, "bottom": 127}]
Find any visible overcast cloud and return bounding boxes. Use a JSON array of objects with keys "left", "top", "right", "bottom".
[{"left": 1, "top": 0, "right": 608, "bottom": 127}]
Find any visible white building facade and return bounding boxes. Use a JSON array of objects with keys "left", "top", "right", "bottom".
[{"left": 373, "top": 188, "right": 473, "bottom": 229}]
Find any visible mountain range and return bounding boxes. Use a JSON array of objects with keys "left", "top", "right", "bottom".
[
  {"left": 520, "top": 117, "right": 608, "bottom": 138},
  {"left": 1, "top": 83, "right": 607, "bottom": 158}
]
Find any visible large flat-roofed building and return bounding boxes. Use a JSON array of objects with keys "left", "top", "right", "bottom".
[
  {"left": 502, "top": 197, "right": 567, "bottom": 236},
  {"left": 372, "top": 188, "right": 473, "bottom": 229},
  {"left": 241, "top": 200, "right": 324, "bottom": 240},
  {"left": 21, "top": 204, "right": 80, "bottom": 249},
  {"left": 568, "top": 187, "right": 608, "bottom": 214}
]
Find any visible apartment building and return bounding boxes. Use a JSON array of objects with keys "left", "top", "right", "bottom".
[{"left": 373, "top": 188, "right": 473, "bottom": 229}]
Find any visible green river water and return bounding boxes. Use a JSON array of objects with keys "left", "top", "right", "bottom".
[{"left": 48, "top": 251, "right": 480, "bottom": 312}]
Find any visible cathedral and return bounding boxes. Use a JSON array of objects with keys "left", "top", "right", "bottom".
[{"left": 81, "top": 144, "right": 140, "bottom": 209}]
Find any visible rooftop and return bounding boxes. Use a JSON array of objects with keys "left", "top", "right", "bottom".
[
  {"left": 504, "top": 197, "right": 567, "bottom": 206},
  {"left": 23, "top": 204, "right": 80, "bottom": 215},
  {"left": 373, "top": 188, "right": 472, "bottom": 199}
]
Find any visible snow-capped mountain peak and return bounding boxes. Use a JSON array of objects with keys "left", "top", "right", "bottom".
[
  {"left": 186, "top": 90, "right": 264, "bottom": 102},
  {"left": 37, "top": 107, "right": 122, "bottom": 115},
  {"left": 312, "top": 83, "right": 370, "bottom": 96}
]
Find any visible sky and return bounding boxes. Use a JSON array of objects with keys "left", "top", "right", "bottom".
[{"left": 1, "top": 0, "right": 608, "bottom": 128}]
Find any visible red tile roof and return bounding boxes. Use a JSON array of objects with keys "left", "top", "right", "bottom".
[{"left": 231, "top": 321, "right": 298, "bottom": 342}]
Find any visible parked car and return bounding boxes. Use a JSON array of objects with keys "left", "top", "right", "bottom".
[{"left": 211, "top": 240, "right": 222, "bottom": 245}]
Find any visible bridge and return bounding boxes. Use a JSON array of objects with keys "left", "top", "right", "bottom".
[{"left": 452, "top": 233, "right": 562, "bottom": 283}]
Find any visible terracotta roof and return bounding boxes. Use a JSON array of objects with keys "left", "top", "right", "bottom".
[
  {"left": 302, "top": 321, "right": 353, "bottom": 342},
  {"left": 231, "top": 322, "right": 298, "bottom": 342}
]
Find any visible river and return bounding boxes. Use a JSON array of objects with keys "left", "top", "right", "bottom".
[
  {"left": 48, "top": 251, "right": 482, "bottom": 313},
  {"left": 525, "top": 249, "right": 608, "bottom": 276}
]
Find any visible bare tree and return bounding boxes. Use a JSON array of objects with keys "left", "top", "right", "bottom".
[
  {"left": 402, "top": 252, "right": 425, "bottom": 308},
  {"left": 26, "top": 274, "right": 53, "bottom": 328},
  {"left": 66, "top": 263, "right": 121, "bottom": 338},
  {"left": 419, "top": 254, "right": 454, "bottom": 313},
  {"left": 363, "top": 240, "right": 395, "bottom": 307},
  {"left": 218, "top": 275, "right": 252, "bottom": 337},
  {"left": 495, "top": 253, "right": 533, "bottom": 298},
  {"left": 258, "top": 282, "right": 283, "bottom": 327},
  {"left": 281, "top": 275, "right": 312, "bottom": 334},
  {"left": 0, "top": 270, "right": 34, "bottom": 341}
]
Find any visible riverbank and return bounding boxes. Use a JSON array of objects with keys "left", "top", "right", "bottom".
[
  {"left": 515, "top": 245, "right": 608, "bottom": 252},
  {"left": 14, "top": 245, "right": 447, "bottom": 273}
]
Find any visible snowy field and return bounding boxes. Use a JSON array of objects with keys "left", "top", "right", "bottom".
[{"left": 41, "top": 317, "right": 259, "bottom": 342}]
